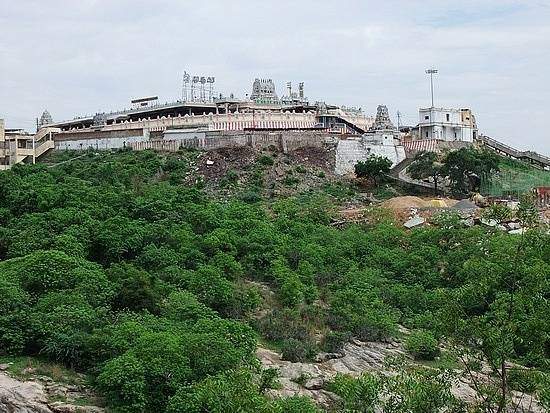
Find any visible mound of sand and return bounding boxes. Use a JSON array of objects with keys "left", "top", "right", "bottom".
[{"left": 381, "top": 196, "right": 430, "bottom": 210}]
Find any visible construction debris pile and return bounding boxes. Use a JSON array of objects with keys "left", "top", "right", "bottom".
[{"left": 336, "top": 194, "right": 549, "bottom": 234}]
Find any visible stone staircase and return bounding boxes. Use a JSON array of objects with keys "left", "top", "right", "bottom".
[{"left": 478, "top": 134, "right": 550, "bottom": 168}]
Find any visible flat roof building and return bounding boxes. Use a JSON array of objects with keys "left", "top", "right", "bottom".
[{"left": 412, "top": 107, "right": 477, "bottom": 142}]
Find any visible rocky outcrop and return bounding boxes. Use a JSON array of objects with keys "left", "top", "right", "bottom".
[
  {"left": 0, "top": 372, "right": 52, "bottom": 413},
  {"left": 258, "top": 338, "right": 546, "bottom": 413},
  {"left": 0, "top": 371, "right": 104, "bottom": 413},
  {"left": 258, "top": 338, "right": 406, "bottom": 409}
]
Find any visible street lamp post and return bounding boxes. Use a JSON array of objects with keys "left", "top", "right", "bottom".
[{"left": 426, "top": 69, "right": 438, "bottom": 108}]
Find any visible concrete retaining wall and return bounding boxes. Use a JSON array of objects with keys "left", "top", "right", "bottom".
[{"left": 335, "top": 139, "right": 406, "bottom": 175}]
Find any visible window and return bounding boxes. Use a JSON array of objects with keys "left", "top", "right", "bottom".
[
  {"left": 424, "top": 115, "right": 429, "bottom": 120},
  {"left": 446, "top": 114, "right": 450, "bottom": 122},
  {"left": 425, "top": 131, "right": 429, "bottom": 138}
]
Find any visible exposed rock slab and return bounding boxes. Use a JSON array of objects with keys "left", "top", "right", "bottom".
[
  {"left": 0, "top": 372, "right": 104, "bottom": 413},
  {"left": 0, "top": 372, "right": 52, "bottom": 413},
  {"left": 258, "top": 339, "right": 406, "bottom": 408}
]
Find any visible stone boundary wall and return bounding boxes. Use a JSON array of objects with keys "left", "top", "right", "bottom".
[{"left": 130, "top": 131, "right": 336, "bottom": 153}]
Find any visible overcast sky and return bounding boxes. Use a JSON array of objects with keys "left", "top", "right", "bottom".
[{"left": 1, "top": 0, "right": 549, "bottom": 154}]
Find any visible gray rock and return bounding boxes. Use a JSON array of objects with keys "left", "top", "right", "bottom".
[
  {"left": 0, "top": 372, "right": 52, "bottom": 413},
  {"left": 49, "top": 402, "right": 104, "bottom": 413},
  {"left": 452, "top": 199, "right": 478, "bottom": 210},
  {"left": 404, "top": 216, "right": 425, "bottom": 228},
  {"left": 506, "top": 222, "right": 521, "bottom": 230},
  {"left": 304, "top": 377, "right": 324, "bottom": 390},
  {"left": 481, "top": 218, "right": 498, "bottom": 227},
  {"left": 461, "top": 218, "right": 475, "bottom": 227},
  {"left": 314, "top": 352, "right": 343, "bottom": 363}
]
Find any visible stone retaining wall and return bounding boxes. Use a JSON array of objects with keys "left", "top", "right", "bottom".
[{"left": 129, "top": 131, "right": 336, "bottom": 153}]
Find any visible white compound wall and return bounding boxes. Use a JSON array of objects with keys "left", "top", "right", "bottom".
[{"left": 335, "top": 139, "right": 406, "bottom": 175}]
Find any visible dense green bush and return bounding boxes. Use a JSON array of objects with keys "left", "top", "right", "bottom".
[
  {"left": 97, "top": 352, "right": 147, "bottom": 413},
  {"left": 281, "top": 338, "right": 318, "bottom": 362},
  {"left": 328, "top": 289, "right": 399, "bottom": 341},
  {"left": 323, "top": 331, "right": 352, "bottom": 353},
  {"left": 258, "top": 155, "right": 275, "bottom": 166},
  {"left": 405, "top": 330, "right": 440, "bottom": 361}
]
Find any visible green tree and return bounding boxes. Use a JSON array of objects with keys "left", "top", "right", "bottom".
[
  {"left": 166, "top": 370, "right": 271, "bottom": 413},
  {"left": 354, "top": 155, "right": 393, "bottom": 185},
  {"left": 442, "top": 148, "right": 500, "bottom": 193},
  {"left": 107, "top": 263, "right": 162, "bottom": 314},
  {"left": 408, "top": 151, "right": 444, "bottom": 194},
  {"left": 329, "top": 289, "right": 399, "bottom": 341},
  {"left": 97, "top": 352, "right": 147, "bottom": 413}
]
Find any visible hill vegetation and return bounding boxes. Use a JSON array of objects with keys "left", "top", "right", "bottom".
[
  {"left": 480, "top": 157, "right": 550, "bottom": 197},
  {"left": 0, "top": 149, "right": 548, "bottom": 412}
]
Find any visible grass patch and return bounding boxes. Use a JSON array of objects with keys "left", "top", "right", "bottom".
[
  {"left": 418, "top": 350, "right": 460, "bottom": 370},
  {"left": 0, "top": 355, "right": 85, "bottom": 385},
  {"left": 481, "top": 158, "right": 550, "bottom": 197}
]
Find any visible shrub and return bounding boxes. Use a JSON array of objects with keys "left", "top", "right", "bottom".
[
  {"left": 96, "top": 352, "right": 147, "bottom": 413},
  {"left": 323, "top": 331, "right": 352, "bottom": 353},
  {"left": 182, "top": 265, "right": 235, "bottom": 314},
  {"left": 283, "top": 176, "right": 300, "bottom": 186},
  {"left": 272, "top": 396, "right": 320, "bottom": 412},
  {"left": 278, "top": 275, "right": 305, "bottom": 307},
  {"left": 281, "top": 338, "right": 318, "bottom": 362},
  {"left": 161, "top": 290, "right": 218, "bottom": 323},
  {"left": 166, "top": 370, "right": 269, "bottom": 413},
  {"left": 259, "top": 368, "right": 280, "bottom": 392},
  {"left": 220, "top": 170, "right": 239, "bottom": 188},
  {"left": 107, "top": 263, "right": 161, "bottom": 314},
  {"left": 30, "top": 292, "right": 104, "bottom": 368},
  {"left": 327, "top": 373, "right": 381, "bottom": 412},
  {"left": 405, "top": 330, "right": 440, "bottom": 360},
  {"left": 482, "top": 203, "right": 513, "bottom": 223},
  {"left": 258, "top": 155, "right": 275, "bottom": 166},
  {"left": 328, "top": 290, "right": 399, "bottom": 341},
  {"left": 239, "top": 190, "right": 262, "bottom": 204},
  {"left": 507, "top": 367, "right": 541, "bottom": 393},
  {"left": 255, "top": 309, "right": 312, "bottom": 343},
  {"left": 0, "top": 275, "right": 30, "bottom": 354},
  {"left": 295, "top": 165, "right": 307, "bottom": 174}
]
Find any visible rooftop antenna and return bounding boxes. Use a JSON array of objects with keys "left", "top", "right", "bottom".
[
  {"left": 207, "top": 77, "right": 215, "bottom": 102},
  {"left": 182, "top": 71, "right": 190, "bottom": 102},
  {"left": 425, "top": 68, "right": 438, "bottom": 108}
]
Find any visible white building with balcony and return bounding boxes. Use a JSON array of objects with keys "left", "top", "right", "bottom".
[{"left": 412, "top": 107, "right": 477, "bottom": 142}]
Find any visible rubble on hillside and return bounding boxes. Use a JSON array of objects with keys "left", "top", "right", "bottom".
[{"left": 336, "top": 194, "right": 549, "bottom": 235}]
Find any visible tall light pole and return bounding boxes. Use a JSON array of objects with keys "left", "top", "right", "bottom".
[{"left": 426, "top": 68, "right": 438, "bottom": 108}]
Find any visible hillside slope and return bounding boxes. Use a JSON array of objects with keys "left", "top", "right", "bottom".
[{"left": 0, "top": 148, "right": 548, "bottom": 412}]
